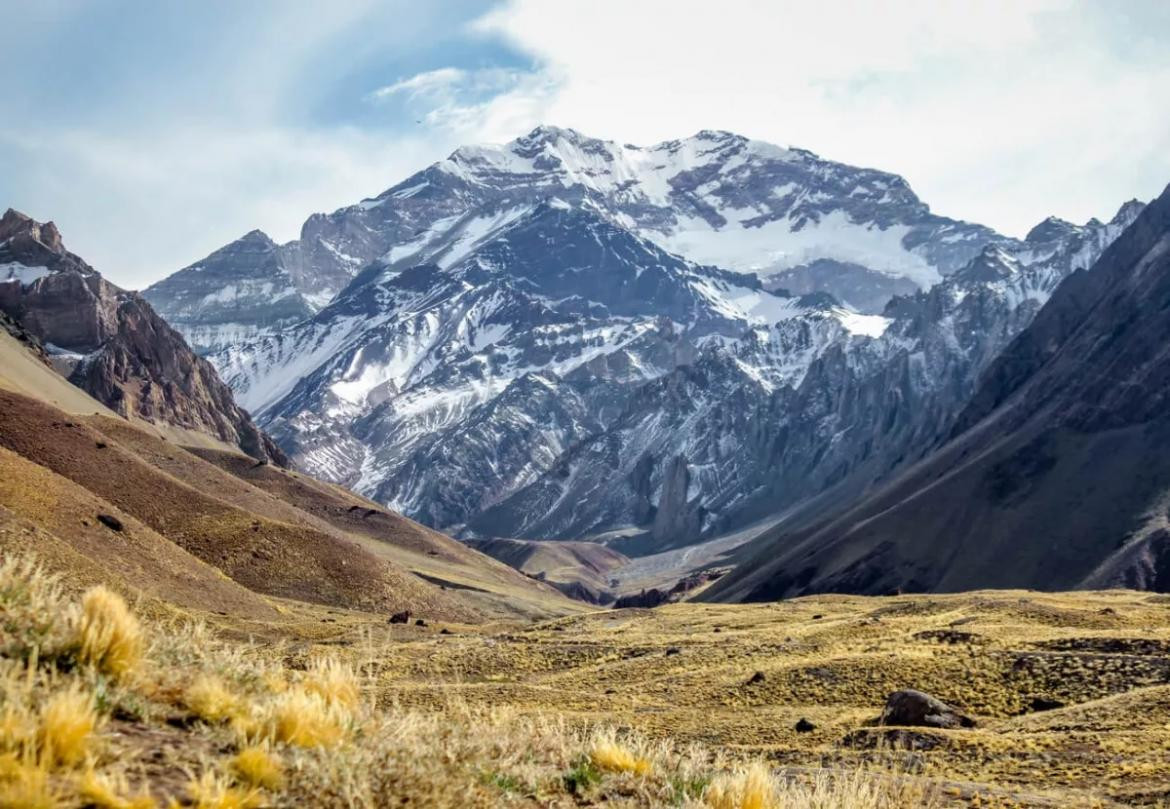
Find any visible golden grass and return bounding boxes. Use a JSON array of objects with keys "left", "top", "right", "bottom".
[
  {"left": 36, "top": 686, "right": 98, "bottom": 769},
  {"left": 0, "top": 753, "right": 57, "bottom": 809},
  {"left": 704, "top": 762, "right": 777, "bottom": 809},
  {"left": 185, "top": 771, "right": 260, "bottom": 809},
  {"left": 184, "top": 675, "right": 243, "bottom": 724},
  {"left": 230, "top": 746, "right": 283, "bottom": 791},
  {"left": 263, "top": 689, "right": 348, "bottom": 748},
  {"left": 79, "top": 768, "right": 157, "bottom": 809},
  {"left": 589, "top": 730, "right": 653, "bottom": 777},
  {"left": 301, "top": 658, "right": 361, "bottom": 711},
  {"left": 76, "top": 586, "right": 142, "bottom": 679}
]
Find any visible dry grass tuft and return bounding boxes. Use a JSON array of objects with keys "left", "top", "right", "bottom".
[
  {"left": 589, "top": 731, "right": 653, "bottom": 777},
  {"left": 76, "top": 586, "right": 142, "bottom": 679},
  {"left": 184, "top": 675, "right": 243, "bottom": 724},
  {"left": 185, "top": 771, "right": 260, "bottom": 809},
  {"left": 79, "top": 768, "right": 157, "bottom": 809},
  {"left": 302, "top": 658, "right": 361, "bottom": 711},
  {"left": 263, "top": 689, "right": 347, "bottom": 748},
  {"left": 704, "top": 762, "right": 777, "bottom": 809},
  {"left": 230, "top": 746, "right": 283, "bottom": 791},
  {"left": 0, "top": 753, "right": 58, "bottom": 809},
  {"left": 37, "top": 685, "right": 98, "bottom": 769}
]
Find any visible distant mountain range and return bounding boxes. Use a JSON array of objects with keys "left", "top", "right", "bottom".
[{"left": 140, "top": 127, "right": 1144, "bottom": 555}]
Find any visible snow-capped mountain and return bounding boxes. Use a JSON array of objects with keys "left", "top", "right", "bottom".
[
  {"left": 210, "top": 200, "right": 886, "bottom": 534},
  {"left": 470, "top": 201, "right": 1142, "bottom": 549},
  {"left": 143, "top": 230, "right": 317, "bottom": 354},
  {"left": 148, "top": 126, "right": 1008, "bottom": 357},
  {"left": 146, "top": 125, "right": 1141, "bottom": 550}
]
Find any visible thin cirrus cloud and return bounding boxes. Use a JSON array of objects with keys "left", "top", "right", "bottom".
[{"left": 1, "top": 0, "right": 1167, "bottom": 288}]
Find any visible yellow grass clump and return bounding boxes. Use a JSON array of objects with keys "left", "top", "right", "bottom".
[
  {"left": 230, "top": 746, "right": 283, "bottom": 791},
  {"left": 185, "top": 675, "right": 243, "bottom": 724},
  {"left": 264, "top": 689, "right": 347, "bottom": 748},
  {"left": 704, "top": 762, "right": 778, "bottom": 809},
  {"left": 37, "top": 686, "right": 98, "bottom": 769},
  {"left": 79, "top": 768, "right": 157, "bottom": 809},
  {"left": 185, "top": 771, "right": 260, "bottom": 809},
  {"left": 302, "top": 658, "right": 361, "bottom": 711},
  {"left": 589, "top": 731, "right": 653, "bottom": 777},
  {"left": 0, "top": 752, "right": 58, "bottom": 809},
  {"left": 76, "top": 586, "right": 142, "bottom": 679}
]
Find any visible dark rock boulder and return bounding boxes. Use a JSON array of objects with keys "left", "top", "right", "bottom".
[{"left": 879, "top": 689, "right": 975, "bottom": 729}]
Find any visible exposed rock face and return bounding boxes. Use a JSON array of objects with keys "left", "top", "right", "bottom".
[
  {"left": 879, "top": 689, "right": 975, "bottom": 729},
  {"left": 0, "top": 209, "right": 284, "bottom": 465},
  {"left": 701, "top": 184, "right": 1170, "bottom": 600}
]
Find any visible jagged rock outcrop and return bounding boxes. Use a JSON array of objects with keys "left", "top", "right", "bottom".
[{"left": 0, "top": 209, "right": 284, "bottom": 464}]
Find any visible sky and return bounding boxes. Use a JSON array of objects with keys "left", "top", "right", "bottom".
[{"left": 2, "top": 0, "right": 1168, "bottom": 289}]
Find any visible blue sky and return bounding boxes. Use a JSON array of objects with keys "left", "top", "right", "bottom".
[{"left": 2, "top": 0, "right": 1168, "bottom": 288}]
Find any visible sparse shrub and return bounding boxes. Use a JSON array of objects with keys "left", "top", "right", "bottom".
[
  {"left": 231, "top": 746, "right": 283, "bottom": 790},
  {"left": 76, "top": 587, "right": 142, "bottom": 679},
  {"left": 563, "top": 756, "right": 603, "bottom": 795}
]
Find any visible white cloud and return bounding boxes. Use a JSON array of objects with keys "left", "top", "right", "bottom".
[{"left": 371, "top": 67, "right": 469, "bottom": 100}]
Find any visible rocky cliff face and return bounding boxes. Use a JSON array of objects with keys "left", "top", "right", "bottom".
[
  {"left": 702, "top": 185, "right": 1170, "bottom": 600},
  {"left": 0, "top": 209, "right": 284, "bottom": 464}
]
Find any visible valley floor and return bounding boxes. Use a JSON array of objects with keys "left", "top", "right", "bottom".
[{"left": 8, "top": 554, "right": 1167, "bottom": 808}]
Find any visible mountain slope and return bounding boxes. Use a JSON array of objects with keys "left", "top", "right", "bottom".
[
  {"left": 0, "top": 208, "right": 284, "bottom": 464},
  {"left": 475, "top": 201, "right": 1140, "bottom": 550},
  {"left": 210, "top": 201, "right": 884, "bottom": 541},
  {"left": 702, "top": 183, "right": 1170, "bottom": 600}
]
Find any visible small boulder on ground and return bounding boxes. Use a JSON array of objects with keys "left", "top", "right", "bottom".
[
  {"left": 746, "top": 671, "right": 766, "bottom": 685},
  {"left": 96, "top": 514, "right": 124, "bottom": 532},
  {"left": 388, "top": 610, "right": 412, "bottom": 625},
  {"left": 794, "top": 718, "right": 816, "bottom": 733},
  {"left": 879, "top": 689, "right": 975, "bottom": 729}
]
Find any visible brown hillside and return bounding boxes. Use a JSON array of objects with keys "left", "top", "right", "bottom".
[
  {"left": 188, "top": 446, "right": 579, "bottom": 620},
  {"left": 0, "top": 388, "right": 470, "bottom": 618},
  {"left": 0, "top": 447, "right": 273, "bottom": 618}
]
